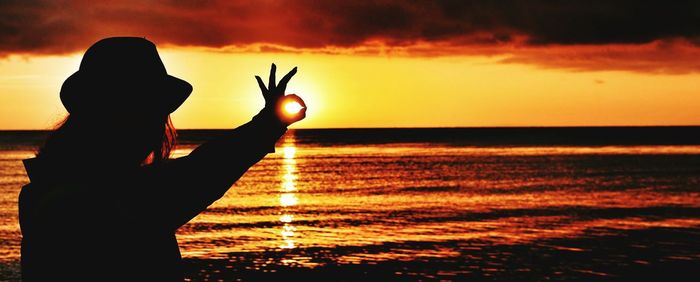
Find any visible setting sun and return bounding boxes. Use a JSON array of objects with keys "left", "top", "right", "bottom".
[{"left": 283, "top": 100, "right": 304, "bottom": 115}]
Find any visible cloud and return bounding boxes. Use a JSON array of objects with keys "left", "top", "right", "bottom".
[
  {"left": 1, "top": 0, "right": 699, "bottom": 73},
  {"left": 499, "top": 39, "right": 700, "bottom": 74}
]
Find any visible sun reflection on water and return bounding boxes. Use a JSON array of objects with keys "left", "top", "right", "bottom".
[
  {"left": 283, "top": 146, "right": 296, "bottom": 159},
  {"left": 279, "top": 133, "right": 299, "bottom": 249},
  {"left": 279, "top": 193, "right": 298, "bottom": 207}
]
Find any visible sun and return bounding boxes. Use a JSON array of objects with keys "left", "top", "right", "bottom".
[{"left": 283, "top": 100, "right": 304, "bottom": 115}]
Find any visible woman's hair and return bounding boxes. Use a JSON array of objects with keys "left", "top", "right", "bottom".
[
  {"left": 37, "top": 115, "right": 177, "bottom": 166},
  {"left": 145, "top": 115, "right": 177, "bottom": 165}
]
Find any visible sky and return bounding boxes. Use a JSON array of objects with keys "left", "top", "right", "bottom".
[{"left": 1, "top": 0, "right": 699, "bottom": 129}]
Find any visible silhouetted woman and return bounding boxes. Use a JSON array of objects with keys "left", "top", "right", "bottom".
[{"left": 18, "top": 37, "right": 306, "bottom": 281}]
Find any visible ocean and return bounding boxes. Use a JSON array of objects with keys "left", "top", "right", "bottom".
[{"left": 1, "top": 127, "right": 700, "bottom": 281}]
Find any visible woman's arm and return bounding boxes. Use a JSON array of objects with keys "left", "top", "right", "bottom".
[{"left": 127, "top": 64, "right": 306, "bottom": 230}]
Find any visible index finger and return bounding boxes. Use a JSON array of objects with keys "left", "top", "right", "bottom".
[
  {"left": 278, "top": 67, "right": 297, "bottom": 94},
  {"left": 255, "top": 75, "right": 267, "bottom": 93},
  {"left": 268, "top": 63, "right": 277, "bottom": 89}
]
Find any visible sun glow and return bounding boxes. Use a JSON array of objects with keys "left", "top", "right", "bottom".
[
  {"left": 284, "top": 100, "right": 304, "bottom": 115},
  {"left": 4, "top": 47, "right": 700, "bottom": 130}
]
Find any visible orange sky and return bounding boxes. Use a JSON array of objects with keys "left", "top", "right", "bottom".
[
  {"left": 1, "top": 47, "right": 699, "bottom": 129},
  {"left": 1, "top": 1, "right": 699, "bottom": 129}
]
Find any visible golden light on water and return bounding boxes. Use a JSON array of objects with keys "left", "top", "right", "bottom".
[
  {"left": 283, "top": 146, "right": 296, "bottom": 159},
  {"left": 282, "top": 178, "right": 296, "bottom": 192},
  {"left": 279, "top": 214, "right": 294, "bottom": 223},
  {"left": 280, "top": 224, "right": 297, "bottom": 249},
  {"left": 4, "top": 134, "right": 700, "bottom": 277},
  {"left": 279, "top": 133, "right": 299, "bottom": 249},
  {"left": 281, "top": 225, "right": 296, "bottom": 238},
  {"left": 279, "top": 193, "right": 298, "bottom": 207}
]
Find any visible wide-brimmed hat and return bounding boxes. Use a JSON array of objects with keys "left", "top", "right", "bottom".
[{"left": 60, "top": 37, "right": 192, "bottom": 115}]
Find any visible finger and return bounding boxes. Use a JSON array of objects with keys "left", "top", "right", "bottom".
[
  {"left": 255, "top": 76, "right": 269, "bottom": 101},
  {"left": 255, "top": 75, "right": 267, "bottom": 93},
  {"left": 268, "top": 63, "right": 277, "bottom": 90},
  {"left": 278, "top": 67, "right": 297, "bottom": 94}
]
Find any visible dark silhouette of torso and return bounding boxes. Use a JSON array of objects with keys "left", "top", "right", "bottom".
[{"left": 20, "top": 115, "right": 286, "bottom": 281}]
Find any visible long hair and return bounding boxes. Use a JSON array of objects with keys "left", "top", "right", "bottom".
[
  {"left": 37, "top": 115, "right": 177, "bottom": 166},
  {"left": 148, "top": 115, "right": 177, "bottom": 165}
]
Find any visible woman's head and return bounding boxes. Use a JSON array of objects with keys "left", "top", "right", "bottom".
[{"left": 38, "top": 37, "right": 192, "bottom": 168}]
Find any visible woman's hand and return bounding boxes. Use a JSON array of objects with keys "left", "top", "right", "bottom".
[{"left": 255, "top": 63, "right": 307, "bottom": 125}]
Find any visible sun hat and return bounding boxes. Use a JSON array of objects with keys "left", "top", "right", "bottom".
[{"left": 59, "top": 37, "right": 192, "bottom": 115}]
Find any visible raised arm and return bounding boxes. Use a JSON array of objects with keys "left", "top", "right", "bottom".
[{"left": 128, "top": 64, "right": 307, "bottom": 230}]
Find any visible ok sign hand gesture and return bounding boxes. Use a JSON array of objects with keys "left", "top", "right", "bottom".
[{"left": 255, "top": 63, "right": 306, "bottom": 125}]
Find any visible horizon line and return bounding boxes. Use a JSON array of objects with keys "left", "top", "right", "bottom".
[{"left": 2, "top": 125, "right": 700, "bottom": 131}]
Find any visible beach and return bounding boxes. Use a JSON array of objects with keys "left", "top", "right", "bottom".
[{"left": 1, "top": 128, "right": 700, "bottom": 281}]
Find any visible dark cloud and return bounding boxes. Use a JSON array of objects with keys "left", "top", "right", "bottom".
[
  {"left": 1, "top": 0, "right": 699, "bottom": 72},
  {"left": 430, "top": 0, "right": 700, "bottom": 45},
  {"left": 498, "top": 39, "right": 700, "bottom": 74}
]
